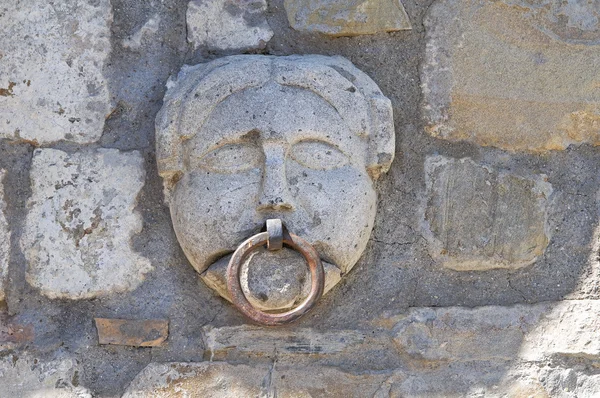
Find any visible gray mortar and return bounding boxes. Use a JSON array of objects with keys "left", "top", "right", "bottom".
[{"left": 3, "top": 0, "right": 600, "bottom": 396}]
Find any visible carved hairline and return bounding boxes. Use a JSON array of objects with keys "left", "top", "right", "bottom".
[{"left": 156, "top": 55, "right": 395, "bottom": 190}]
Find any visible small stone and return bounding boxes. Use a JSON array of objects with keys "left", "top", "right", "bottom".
[
  {"left": 0, "top": 313, "right": 34, "bottom": 350},
  {"left": 284, "top": 0, "right": 412, "bottom": 36},
  {"left": 95, "top": 318, "right": 168, "bottom": 347},
  {"left": 423, "top": 155, "right": 552, "bottom": 271},
  {"left": 0, "top": 170, "right": 10, "bottom": 302},
  {"left": 0, "top": 353, "right": 91, "bottom": 397},
  {"left": 422, "top": 0, "right": 600, "bottom": 152},
  {"left": 123, "top": 362, "right": 394, "bottom": 397},
  {"left": 186, "top": 0, "right": 273, "bottom": 51},
  {"left": 21, "top": 148, "right": 152, "bottom": 299},
  {"left": 201, "top": 248, "right": 342, "bottom": 311},
  {"left": 122, "top": 15, "right": 161, "bottom": 50},
  {"left": 0, "top": 0, "right": 113, "bottom": 144}
]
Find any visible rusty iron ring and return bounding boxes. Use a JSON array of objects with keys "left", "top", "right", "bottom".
[{"left": 226, "top": 231, "right": 325, "bottom": 326}]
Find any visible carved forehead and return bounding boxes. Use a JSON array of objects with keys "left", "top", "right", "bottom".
[{"left": 156, "top": 55, "right": 394, "bottom": 181}]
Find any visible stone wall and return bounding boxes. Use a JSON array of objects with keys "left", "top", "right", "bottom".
[{"left": 1, "top": 0, "right": 599, "bottom": 396}]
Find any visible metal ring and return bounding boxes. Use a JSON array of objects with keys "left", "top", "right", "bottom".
[{"left": 226, "top": 231, "right": 325, "bottom": 326}]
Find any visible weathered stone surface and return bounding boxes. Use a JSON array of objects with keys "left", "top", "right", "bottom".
[
  {"left": 284, "top": 0, "right": 412, "bottom": 36},
  {"left": 521, "top": 300, "right": 600, "bottom": 361},
  {"left": 0, "top": 353, "right": 91, "bottom": 397},
  {"left": 202, "top": 325, "right": 383, "bottom": 361},
  {"left": 387, "top": 304, "right": 550, "bottom": 362},
  {"left": 0, "top": 170, "right": 10, "bottom": 302},
  {"left": 0, "top": 0, "right": 112, "bottom": 144},
  {"left": 22, "top": 148, "right": 152, "bottom": 299},
  {"left": 156, "top": 55, "right": 394, "bottom": 306},
  {"left": 423, "top": 156, "right": 552, "bottom": 271},
  {"left": 422, "top": 0, "right": 600, "bottom": 152},
  {"left": 201, "top": 249, "right": 342, "bottom": 311},
  {"left": 123, "top": 361, "right": 395, "bottom": 397},
  {"left": 186, "top": 0, "right": 273, "bottom": 51},
  {"left": 95, "top": 318, "right": 168, "bottom": 347}
]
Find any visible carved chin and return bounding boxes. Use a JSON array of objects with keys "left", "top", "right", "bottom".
[{"left": 199, "top": 247, "right": 343, "bottom": 312}]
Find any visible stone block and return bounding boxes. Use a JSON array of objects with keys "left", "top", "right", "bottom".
[
  {"left": 186, "top": 0, "right": 273, "bottom": 51},
  {"left": 0, "top": 170, "right": 10, "bottom": 302},
  {"left": 0, "top": 353, "right": 90, "bottom": 397},
  {"left": 0, "top": 0, "right": 113, "bottom": 144},
  {"left": 202, "top": 325, "right": 379, "bottom": 361},
  {"left": 123, "top": 362, "right": 395, "bottom": 397},
  {"left": 95, "top": 318, "right": 168, "bottom": 347},
  {"left": 423, "top": 156, "right": 552, "bottom": 271},
  {"left": 521, "top": 300, "right": 600, "bottom": 361},
  {"left": 388, "top": 304, "right": 550, "bottom": 362},
  {"left": 21, "top": 148, "right": 152, "bottom": 299},
  {"left": 284, "top": 0, "right": 412, "bottom": 36},
  {"left": 422, "top": 0, "right": 600, "bottom": 152}
]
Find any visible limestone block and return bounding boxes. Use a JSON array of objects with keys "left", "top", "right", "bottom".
[
  {"left": 521, "top": 300, "right": 600, "bottom": 361},
  {"left": 0, "top": 0, "right": 112, "bottom": 144},
  {"left": 284, "top": 0, "right": 412, "bottom": 36},
  {"left": 388, "top": 304, "right": 550, "bottom": 362},
  {"left": 156, "top": 55, "right": 394, "bottom": 309},
  {"left": 201, "top": 249, "right": 341, "bottom": 311},
  {"left": 0, "top": 353, "right": 90, "bottom": 397},
  {"left": 422, "top": 0, "right": 600, "bottom": 152},
  {"left": 202, "top": 325, "right": 380, "bottom": 361},
  {"left": 186, "top": 0, "right": 273, "bottom": 51},
  {"left": 0, "top": 171, "right": 10, "bottom": 302},
  {"left": 21, "top": 148, "right": 151, "bottom": 299},
  {"left": 423, "top": 156, "right": 552, "bottom": 271},
  {"left": 123, "top": 362, "right": 394, "bottom": 397}
]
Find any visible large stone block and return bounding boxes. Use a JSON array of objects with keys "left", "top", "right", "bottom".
[
  {"left": 0, "top": 170, "right": 10, "bottom": 302},
  {"left": 186, "top": 0, "right": 273, "bottom": 51},
  {"left": 284, "top": 0, "right": 412, "bottom": 36},
  {"left": 423, "top": 156, "right": 552, "bottom": 271},
  {"left": 123, "top": 362, "right": 395, "bottom": 397},
  {"left": 0, "top": 0, "right": 113, "bottom": 144},
  {"left": 0, "top": 353, "right": 90, "bottom": 397},
  {"left": 422, "top": 0, "right": 600, "bottom": 152},
  {"left": 21, "top": 148, "right": 152, "bottom": 299}
]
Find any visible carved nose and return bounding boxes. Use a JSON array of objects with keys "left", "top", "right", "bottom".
[{"left": 257, "top": 144, "right": 295, "bottom": 211}]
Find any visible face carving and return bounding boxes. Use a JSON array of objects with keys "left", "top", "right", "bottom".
[{"left": 156, "top": 55, "right": 394, "bottom": 309}]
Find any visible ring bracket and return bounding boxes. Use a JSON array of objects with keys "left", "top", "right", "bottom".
[{"left": 266, "top": 219, "right": 283, "bottom": 251}]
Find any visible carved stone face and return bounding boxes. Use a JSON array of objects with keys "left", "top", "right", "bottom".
[{"left": 156, "top": 55, "right": 394, "bottom": 310}]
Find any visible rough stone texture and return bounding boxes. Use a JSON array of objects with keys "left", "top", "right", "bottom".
[
  {"left": 422, "top": 155, "right": 552, "bottom": 271},
  {"left": 95, "top": 318, "right": 168, "bottom": 347},
  {"left": 201, "top": 249, "right": 342, "bottom": 311},
  {"left": 21, "top": 148, "right": 151, "bottom": 299},
  {"left": 123, "top": 361, "right": 395, "bottom": 397},
  {"left": 202, "top": 325, "right": 385, "bottom": 362},
  {"left": 0, "top": 170, "right": 10, "bottom": 302},
  {"left": 422, "top": 0, "right": 600, "bottom": 152},
  {"left": 521, "top": 300, "right": 600, "bottom": 361},
  {"left": 186, "top": 0, "right": 273, "bottom": 51},
  {"left": 0, "top": 353, "right": 91, "bottom": 397},
  {"left": 284, "top": 0, "right": 412, "bottom": 36},
  {"left": 0, "top": 0, "right": 112, "bottom": 144},
  {"left": 156, "top": 55, "right": 394, "bottom": 309}
]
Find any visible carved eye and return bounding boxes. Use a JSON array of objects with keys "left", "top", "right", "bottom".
[
  {"left": 290, "top": 140, "right": 349, "bottom": 170},
  {"left": 194, "top": 143, "right": 262, "bottom": 173}
]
